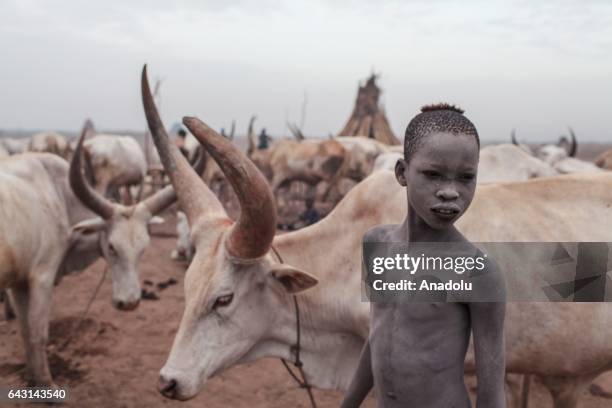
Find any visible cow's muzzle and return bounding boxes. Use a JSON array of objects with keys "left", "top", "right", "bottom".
[{"left": 112, "top": 298, "right": 140, "bottom": 311}]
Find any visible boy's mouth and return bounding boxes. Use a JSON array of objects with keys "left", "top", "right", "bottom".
[{"left": 430, "top": 204, "right": 461, "bottom": 219}]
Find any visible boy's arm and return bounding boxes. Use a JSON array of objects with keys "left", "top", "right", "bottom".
[
  {"left": 340, "top": 340, "right": 373, "bottom": 408},
  {"left": 469, "top": 301, "right": 506, "bottom": 407},
  {"left": 469, "top": 256, "right": 507, "bottom": 407}
]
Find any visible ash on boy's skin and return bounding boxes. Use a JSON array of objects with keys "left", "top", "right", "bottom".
[{"left": 341, "top": 104, "right": 506, "bottom": 408}]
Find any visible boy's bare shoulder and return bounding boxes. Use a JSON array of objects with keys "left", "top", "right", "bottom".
[{"left": 363, "top": 224, "right": 400, "bottom": 243}]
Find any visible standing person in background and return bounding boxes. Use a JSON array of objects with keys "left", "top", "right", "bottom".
[{"left": 258, "top": 128, "right": 273, "bottom": 149}]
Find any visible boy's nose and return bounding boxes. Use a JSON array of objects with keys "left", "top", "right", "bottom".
[{"left": 436, "top": 188, "right": 459, "bottom": 200}]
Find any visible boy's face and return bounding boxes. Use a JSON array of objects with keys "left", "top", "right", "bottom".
[{"left": 395, "top": 132, "right": 479, "bottom": 230}]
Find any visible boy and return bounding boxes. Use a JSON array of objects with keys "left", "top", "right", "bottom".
[{"left": 341, "top": 104, "right": 506, "bottom": 407}]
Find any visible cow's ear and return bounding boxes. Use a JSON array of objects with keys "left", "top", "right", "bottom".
[
  {"left": 71, "top": 217, "right": 106, "bottom": 235},
  {"left": 268, "top": 265, "right": 319, "bottom": 294},
  {"left": 148, "top": 216, "right": 165, "bottom": 225}
]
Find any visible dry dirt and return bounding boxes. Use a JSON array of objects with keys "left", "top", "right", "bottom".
[{"left": 3, "top": 158, "right": 612, "bottom": 407}]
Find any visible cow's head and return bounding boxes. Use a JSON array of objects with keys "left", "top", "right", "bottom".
[
  {"left": 68, "top": 120, "right": 187, "bottom": 310},
  {"left": 511, "top": 128, "right": 577, "bottom": 165},
  {"left": 141, "top": 66, "right": 318, "bottom": 400}
]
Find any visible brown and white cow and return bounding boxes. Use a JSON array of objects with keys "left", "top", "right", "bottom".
[
  {"left": 595, "top": 148, "right": 612, "bottom": 171},
  {"left": 143, "top": 67, "right": 612, "bottom": 408},
  {"left": 0, "top": 121, "right": 189, "bottom": 387}
]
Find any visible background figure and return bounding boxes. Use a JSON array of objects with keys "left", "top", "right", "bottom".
[
  {"left": 299, "top": 196, "right": 320, "bottom": 227},
  {"left": 258, "top": 128, "right": 272, "bottom": 149},
  {"left": 176, "top": 128, "right": 189, "bottom": 158}
]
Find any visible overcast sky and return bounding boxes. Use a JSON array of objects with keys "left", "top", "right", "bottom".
[{"left": 1, "top": 0, "right": 611, "bottom": 142}]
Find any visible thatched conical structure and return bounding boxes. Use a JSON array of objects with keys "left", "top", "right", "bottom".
[{"left": 338, "top": 74, "right": 400, "bottom": 145}]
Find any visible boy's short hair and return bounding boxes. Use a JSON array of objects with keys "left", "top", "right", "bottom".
[{"left": 404, "top": 103, "right": 480, "bottom": 160}]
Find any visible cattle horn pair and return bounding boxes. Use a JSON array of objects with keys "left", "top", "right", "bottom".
[
  {"left": 141, "top": 65, "right": 276, "bottom": 259},
  {"left": 70, "top": 120, "right": 190, "bottom": 219},
  {"left": 511, "top": 128, "right": 578, "bottom": 158}
]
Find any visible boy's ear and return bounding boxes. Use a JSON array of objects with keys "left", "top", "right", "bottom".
[
  {"left": 268, "top": 265, "right": 319, "bottom": 294},
  {"left": 395, "top": 158, "right": 408, "bottom": 186}
]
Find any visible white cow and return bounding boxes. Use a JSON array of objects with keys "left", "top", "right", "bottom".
[
  {"left": 83, "top": 134, "right": 148, "bottom": 202},
  {"left": 512, "top": 129, "right": 602, "bottom": 175},
  {"left": 374, "top": 144, "right": 558, "bottom": 185},
  {"left": 143, "top": 67, "right": 612, "bottom": 408},
  {"left": 28, "top": 131, "right": 71, "bottom": 159},
  {"left": 0, "top": 137, "right": 28, "bottom": 155},
  {"left": 170, "top": 211, "right": 193, "bottom": 262},
  {"left": 0, "top": 143, "right": 8, "bottom": 158},
  {"left": 478, "top": 144, "right": 559, "bottom": 183},
  {"left": 0, "top": 121, "right": 180, "bottom": 386}
]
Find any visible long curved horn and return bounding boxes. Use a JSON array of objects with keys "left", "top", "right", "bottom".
[
  {"left": 142, "top": 147, "right": 207, "bottom": 215},
  {"left": 247, "top": 115, "right": 257, "bottom": 156},
  {"left": 567, "top": 127, "right": 577, "bottom": 157},
  {"left": 82, "top": 146, "right": 97, "bottom": 186},
  {"left": 69, "top": 120, "right": 115, "bottom": 219},
  {"left": 511, "top": 129, "right": 519, "bottom": 145},
  {"left": 141, "top": 65, "right": 225, "bottom": 224},
  {"left": 184, "top": 116, "right": 276, "bottom": 259}
]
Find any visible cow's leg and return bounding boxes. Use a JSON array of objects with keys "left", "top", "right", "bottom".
[
  {"left": 504, "top": 373, "right": 524, "bottom": 408},
  {"left": 135, "top": 179, "right": 145, "bottom": 202},
  {"left": 520, "top": 374, "right": 532, "bottom": 408},
  {"left": 3, "top": 290, "right": 16, "bottom": 320},
  {"left": 4, "top": 296, "right": 16, "bottom": 320},
  {"left": 122, "top": 185, "right": 135, "bottom": 205},
  {"left": 11, "top": 278, "right": 55, "bottom": 386},
  {"left": 541, "top": 374, "right": 597, "bottom": 408}
]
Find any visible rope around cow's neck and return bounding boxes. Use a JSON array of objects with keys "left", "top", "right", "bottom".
[
  {"left": 270, "top": 245, "right": 317, "bottom": 408},
  {"left": 59, "top": 265, "right": 107, "bottom": 351},
  {"left": 59, "top": 234, "right": 109, "bottom": 351}
]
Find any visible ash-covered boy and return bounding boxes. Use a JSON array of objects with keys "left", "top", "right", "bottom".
[{"left": 341, "top": 104, "right": 506, "bottom": 407}]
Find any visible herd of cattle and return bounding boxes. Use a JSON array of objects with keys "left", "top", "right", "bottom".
[{"left": 1, "top": 65, "right": 612, "bottom": 408}]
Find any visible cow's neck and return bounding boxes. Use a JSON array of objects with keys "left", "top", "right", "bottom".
[
  {"left": 56, "top": 182, "right": 107, "bottom": 279},
  {"left": 57, "top": 229, "right": 104, "bottom": 282},
  {"left": 240, "top": 291, "right": 366, "bottom": 390},
  {"left": 254, "top": 211, "right": 386, "bottom": 389}
]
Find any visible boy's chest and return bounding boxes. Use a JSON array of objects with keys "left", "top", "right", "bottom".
[{"left": 370, "top": 302, "right": 470, "bottom": 349}]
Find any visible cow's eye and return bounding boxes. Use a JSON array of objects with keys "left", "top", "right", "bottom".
[{"left": 213, "top": 294, "right": 234, "bottom": 309}]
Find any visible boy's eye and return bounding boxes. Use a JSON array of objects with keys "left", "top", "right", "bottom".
[
  {"left": 460, "top": 173, "right": 475, "bottom": 181},
  {"left": 422, "top": 170, "right": 442, "bottom": 179}
]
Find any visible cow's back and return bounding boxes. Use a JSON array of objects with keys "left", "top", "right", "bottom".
[
  {"left": 0, "top": 153, "right": 71, "bottom": 285},
  {"left": 85, "top": 135, "right": 147, "bottom": 186}
]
